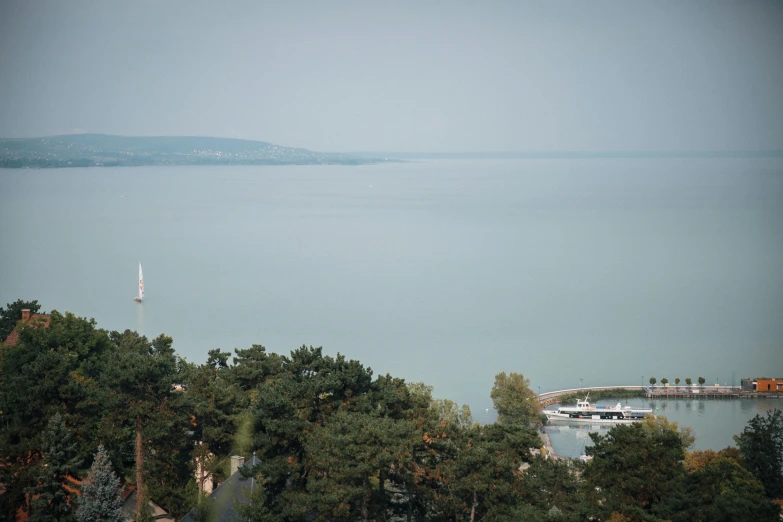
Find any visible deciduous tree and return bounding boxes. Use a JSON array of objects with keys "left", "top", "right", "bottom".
[{"left": 490, "top": 372, "right": 539, "bottom": 425}]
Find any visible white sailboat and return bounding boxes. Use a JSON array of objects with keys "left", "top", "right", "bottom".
[{"left": 135, "top": 263, "right": 144, "bottom": 302}]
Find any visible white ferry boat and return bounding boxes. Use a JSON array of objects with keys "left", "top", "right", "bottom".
[{"left": 542, "top": 395, "right": 653, "bottom": 424}]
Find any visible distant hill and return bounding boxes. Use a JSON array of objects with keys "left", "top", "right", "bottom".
[{"left": 0, "top": 134, "right": 394, "bottom": 168}]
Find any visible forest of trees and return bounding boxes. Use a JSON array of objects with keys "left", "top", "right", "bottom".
[{"left": 0, "top": 299, "right": 781, "bottom": 522}]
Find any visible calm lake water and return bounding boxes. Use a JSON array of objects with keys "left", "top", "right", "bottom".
[
  {"left": 546, "top": 397, "right": 783, "bottom": 458},
  {"left": 1, "top": 158, "right": 782, "bottom": 435}
]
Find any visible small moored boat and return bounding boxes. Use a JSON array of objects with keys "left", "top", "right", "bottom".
[{"left": 543, "top": 395, "right": 652, "bottom": 424}]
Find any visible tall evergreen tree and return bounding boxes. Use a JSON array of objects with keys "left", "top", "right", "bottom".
[
  {"left": 0, "top": 309, "right": 112, "bottom": 520},
  {"left": 655, "top": 455, "right": 779, "bottom": 521},
  {"left": 584, "top": 420, "right": 687, "bottom": 519},
  {"left": 100, "top": 330, "right": 184, "bottom": 521},
  {"left": 27, "top": 414, "right": 82, "bottom": 522},
  {"left": 77, "top": 444, "right": 125, "bottom": 522}
]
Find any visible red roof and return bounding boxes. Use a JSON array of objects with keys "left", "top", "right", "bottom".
[{"left": 3, "top": 314, "right": 51, "bottom": 347}]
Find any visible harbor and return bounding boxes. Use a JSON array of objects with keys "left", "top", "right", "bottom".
[
  {"left": 539, "top": 391, "right": 783, "bottom": 460},
  {"left": 537, "top": 383, "right": 783, "bottom": 407}
]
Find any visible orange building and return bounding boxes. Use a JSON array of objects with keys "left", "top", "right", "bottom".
[{"left": 754, "top": 378, "right": 783, "bottom": 392}]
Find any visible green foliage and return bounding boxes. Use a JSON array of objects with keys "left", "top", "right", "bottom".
[
  {"left": 735, "top": 409, "right": 783, "bottom": 498},
  {"left": 685, "top": 377, "right": 692, "bottom": 386},
  {"left": 519, "top": 457, "right": 593, "bottom": 520},
  {"left": 230, "top": 344, "right": 285, "bottom": 392},
  {"left": 183, "top": 351, "right": 245, "bottom": 459},
  {"left": 4, "top": 300, "right": 781, "bottom": 521},
  {"left": 27, "top": 414, "right": 82, "bottom": 522},
  {"left": 649, "top": 377, "right": 656, "bottom": 386},
  {"left": 0, "top": 311, "right": 112, "bottom": 519},
  {"left": 698, "top": 376, "right": 706, "bottom": 386},
  {"left": 430, "top": 398, "right": 473, "bottom": 430},
  {"left": 555, "top": 388, "right": 645, "bottom": 404},
  {"left": 432, "top": 422, "right": 540, "bottom": 521},
  {"left": 304, "top": 410, "right": 417, "bottom": 520},
  {"left": 236, "top": 476, "right": 275, "bottom": 522},
  {"left": 640, "top": 415, "right": 696, "bottom": 451},
  {"left": 656, "top": 456, "right": 779, "bottom": 521},
  {"left": 247, "top": 346, "right": 375, "bottom": 519},
  {"left": 77, "top": 444, "right": 125, "bottom": 522},
  {"left": 100, "top": 330, "right": 191, "bottom": 519},
  {"left": 490, "top": 372, "right": 539, "bottom": 425},
  {"left": 0, "top": 298, "right": 41, "bottom": 341},
  {"left": 660, "top": 377, "right": 668, "bottom": 385},
  {"left": 584, "top": 421, "right": 685, "bottom": 515}
]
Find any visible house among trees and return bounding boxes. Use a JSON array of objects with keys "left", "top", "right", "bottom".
[
  {"left": 3, "top": 308, "right": 50, "bottom": 346},
  {"left": 119, "top": 486, "right": 175, "bottom": 522},
  {"left": 180, "top": 455, "right": 261, "bottom": 522}
]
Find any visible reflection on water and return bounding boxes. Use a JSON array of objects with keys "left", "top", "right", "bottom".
[
  {"left": 545, "top": 398, "right": 782, "bottom": 459},
  {"left": 136, "top": 302, "right": 145, "bottom": 337}
]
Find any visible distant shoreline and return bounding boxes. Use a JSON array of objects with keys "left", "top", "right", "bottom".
[
  {"left": 0, "top": 134, "right": 398, "bottom": 168},
  {"left": 3, "top": 133, "right": 781, "bottom": 168}
]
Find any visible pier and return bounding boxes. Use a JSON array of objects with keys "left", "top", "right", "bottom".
[
  {"left": 537, "top": 385, "right": 781, "bottom": 407},
  {"left": 537, "top": 385, "right": 646, "bottom": 407}
]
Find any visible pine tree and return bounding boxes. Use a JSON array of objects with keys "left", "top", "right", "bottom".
[
  {"left": 734, "top": 409, "right": 783, "bottom": 499},
  {"left": 77, "top": 444, "right": 125, "bottom": 522},
  {"left": 28, "top": 414, "right": 82, "bottom": 522}
]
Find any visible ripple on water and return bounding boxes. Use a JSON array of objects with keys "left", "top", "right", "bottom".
[{"left": 545, "top": 397, "right": 783, "bottom": 459}]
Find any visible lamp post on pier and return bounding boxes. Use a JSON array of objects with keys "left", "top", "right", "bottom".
[{"left": 580, "top": 378, "right": 583, "bottom": 390}]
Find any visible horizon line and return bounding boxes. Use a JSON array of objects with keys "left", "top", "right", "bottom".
[{"left": 2, "top": 133, "right": 782, "bottom": 158}]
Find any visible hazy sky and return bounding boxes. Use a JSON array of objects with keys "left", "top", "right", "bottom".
[{"left": 1, "top": 1, "right": 782, "bottom": 152}]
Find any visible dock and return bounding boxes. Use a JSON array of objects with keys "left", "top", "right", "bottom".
[{"left": 537, "top": 385, "right": 782, "bottom": 406}]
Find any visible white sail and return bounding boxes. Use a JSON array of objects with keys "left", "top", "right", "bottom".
[{"left": 137, "top": 263, "right": 144, "bottom": 302}]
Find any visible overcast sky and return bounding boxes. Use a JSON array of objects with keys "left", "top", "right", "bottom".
[{"left": 1, "top": 1, "right": 781, "bottom": 152}]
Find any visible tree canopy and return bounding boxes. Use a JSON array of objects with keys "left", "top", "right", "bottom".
[
  {"left": 1, "top": 300, "right": 780, "bottom": 522},
  {"left": 735, "top": 409, "right": 783, "bottom": 498},
  {"left": 0, "top": 298, "right": 41, "bottom": 341},
  {"left": 490, "top": 372, "right": 539, "bottom": 425}
]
